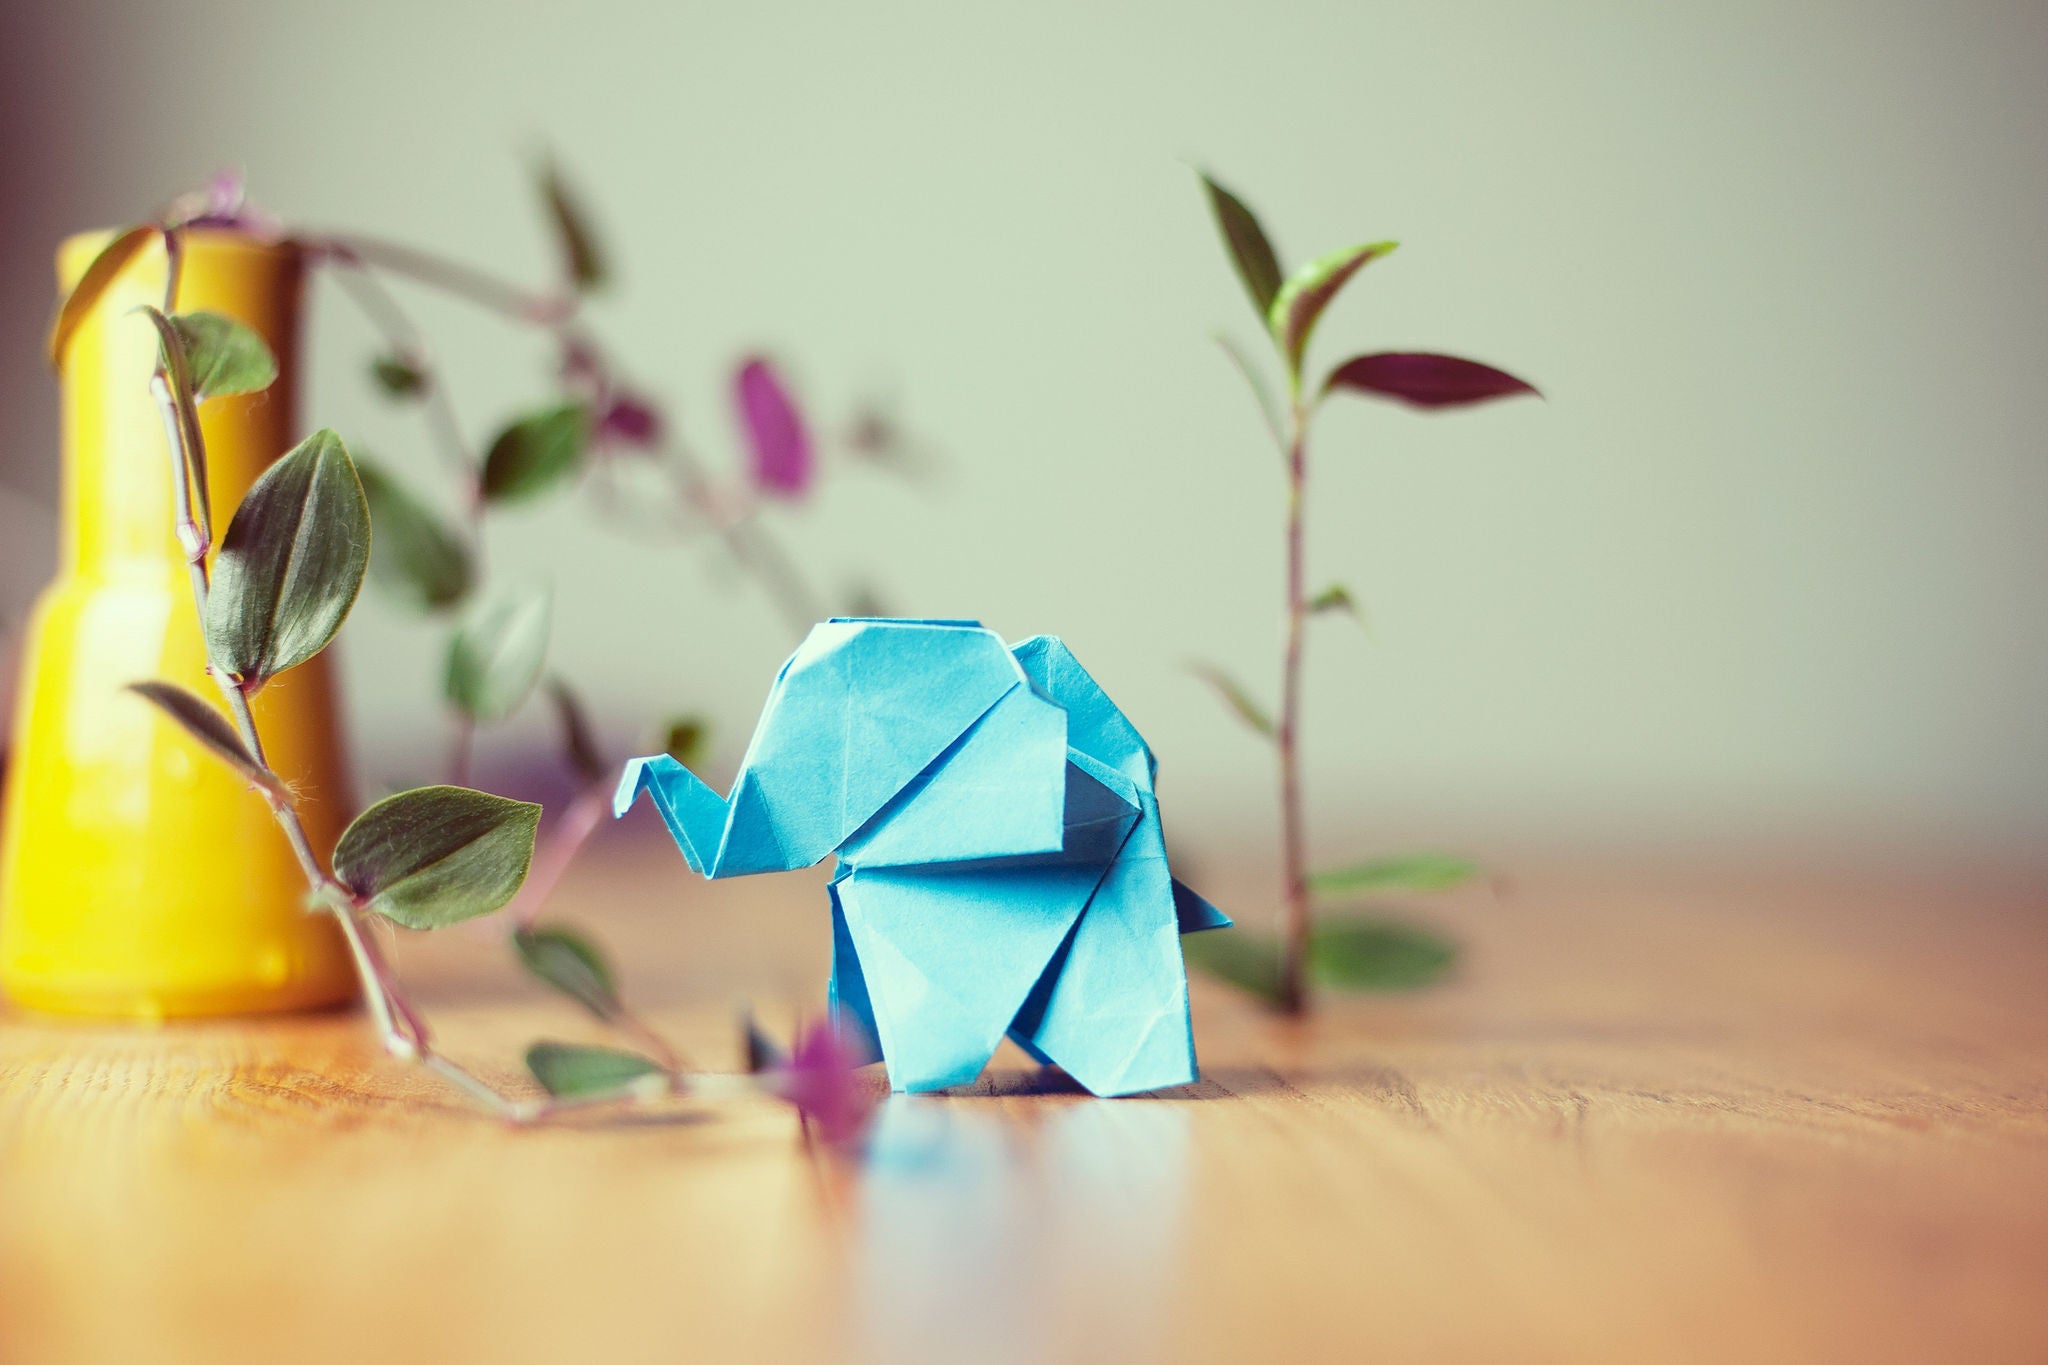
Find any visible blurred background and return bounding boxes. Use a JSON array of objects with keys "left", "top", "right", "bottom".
[{"left": 2, "top": 0, "right": 2044, "bottom": 891}]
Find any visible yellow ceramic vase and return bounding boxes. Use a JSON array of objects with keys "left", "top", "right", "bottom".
[{"left": 0, "top": 229, "right": 358, "bottom": 1019}]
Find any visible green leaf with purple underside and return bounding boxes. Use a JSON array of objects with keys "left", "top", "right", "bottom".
[
  {"left": 1200, "top": 173, "right": 1284, "bottom": 322},
  {"left": 1268, "top": 241, "right": 1398, "bottom": 378},
  {"left": 514, "top": 923, "right": 620, "bottom": 1020},
  {"left": 204, "top": 429, "right": 369, "bottom": 685},
  {"left": 125, "top": 681, "right": 286, "bottom": 799},
  {"left": 335, "top": 785, "right": 541, "bottom": 930}
]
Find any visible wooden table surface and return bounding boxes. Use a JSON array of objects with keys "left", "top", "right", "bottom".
[{"left": 3, "top": 835, "right": 2045, "bottom": 1364}]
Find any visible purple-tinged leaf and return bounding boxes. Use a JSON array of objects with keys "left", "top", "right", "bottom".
[
  {"left": 1323, "top": 352, "right": 1540, "bottom": 409},
  {"left": 1200, "top": 173, "right": 1284, "bottom": 323},
  {"left": 205, "top": 429, "right": 369, "bottom": 685},
  {"left": 335, "top": 785, "right": 542, "bottom": 930},
  {"left": 48, "top": 225, "right": 155, "bottom": 369},
  {"left": 734, "top": 357, "right": 814, "bottom": 498},
  {"left": 595, "top": 392, "right": 663, "bottom": 449},
  {"left": 1269, "top": 241, "right": 1398, "bottom": 378},
  {"left": 126, "top": 681, "right": 287, "bottom": 799}
]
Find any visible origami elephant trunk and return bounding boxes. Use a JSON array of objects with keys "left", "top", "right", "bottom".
[{"left": 612, "top": 756, "right": 731, "bottom": 877}]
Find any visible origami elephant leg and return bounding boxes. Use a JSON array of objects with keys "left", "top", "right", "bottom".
[
  {"left": 1010, "top": 800, "right": 1199, "bottom": 1097},
  {"left": 826, "top": 881, "right": 885, "bottom": 1067},
  {"left": 834, "top": 862, "right": 1110, "bottom": 1092}
]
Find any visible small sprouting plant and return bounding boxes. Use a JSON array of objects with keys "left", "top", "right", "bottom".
[
  {"left": 1185, "top": 172, "right": 1539, "bottom": 1014},
  {"left": 51, "top": 181, "right": 873, "bottom": 1135}
]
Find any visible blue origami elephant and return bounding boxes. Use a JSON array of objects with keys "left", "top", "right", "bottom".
[{"left": 614, "top": 618, "right": 1230, "bottom": 1097}]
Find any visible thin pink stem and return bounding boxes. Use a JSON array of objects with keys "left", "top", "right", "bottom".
[{"left": 1278, "top": 402, "right": 1311, "bottom": 1014}]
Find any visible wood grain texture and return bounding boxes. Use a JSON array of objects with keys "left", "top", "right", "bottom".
[{"left": 3, "top": 834, "right": 2046, "bottom": 1364}]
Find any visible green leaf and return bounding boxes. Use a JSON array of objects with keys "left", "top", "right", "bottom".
[
  {"left": 334, "top": 784, "right": 542, "bottom": 930},
  {"left": 481, "top": 403, "right": 591, "bottom": 504},
  {"left": 370, "top": 352, "right": 427, "bottom": 399},
  {"left": 1308, "top": 583, "right": 1359, "bottom": 620},
  {"left": 1200, "top": 173, "right": 1283, "bottom": 322},
  {"left": 1307, "top": 854, "right": 1480, "bottom": 894},
  {"left": 660, "top": 716, "right": 708, "bottom": 769},
  {"left": 525, "top": 1042, "right": 662, "bottom": 1098},
  {"left": 1181, "top": 928, "right": 1287, "bottom": 1006},
  {"left": 1188, "top": 662, "right": 1275, "bottom": 740},
  {"left": 538, "top": 160, "right": 606, "bottom": 291},
  {"left": 356, "top": 459, "right": 473, "bottom": 612},
  {"left": 48, "top": 224, "right": 155, "bottom": 368},
  {"left": 125, "top": 681, "right": 286, "bottom": 800},
  {"left": 1308, "top": 915, "right": 1458, "bottom": 991},
  {"left": 204, "top": 429, "right": 370, "bottom": 685},
  {"left": 1268, "top": 241, "right": 1398, "bottom": 378},
  {"left": 137, "top": 305, "right": 212, "bottom": 534},
  {"left": 446, "top": 587, "right": 552, "bottom": 724},
  {"left": 513, "top": 923, "right": 620, "bottom": 1020},
  {"left": 546, "top": 677, "right": 608, "bottom": 784},
  {"left": 164, "top": 310, "right": 276, "bottom": 400}
]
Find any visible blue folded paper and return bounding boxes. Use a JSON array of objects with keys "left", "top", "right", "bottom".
[{"left": 615, "top": 619, "right": 1230, "bottom": 1096}]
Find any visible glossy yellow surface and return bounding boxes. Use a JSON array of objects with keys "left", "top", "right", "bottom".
[{"left": 0, "top": 230, "right": 357, "bottom": 1019}]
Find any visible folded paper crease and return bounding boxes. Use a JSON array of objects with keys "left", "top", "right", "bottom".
[{"left": 617, "top": 619, "right": 1229, "bottom": 1097}]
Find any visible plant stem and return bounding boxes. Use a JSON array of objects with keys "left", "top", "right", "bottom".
[
  {"left": 320, "top": 255, "right": 483, "bottom": 493},
  {"left": 1277, "top": 399, "right": 1311, "bottom": 1014},
  {"left": 311, "top": 232, "right": 570, "bottom": 325},
  {"left": 145, "top": 349, "right": 536, "bottom": 1116},
  {"left": 448, "top": 714, "right": 475, "bottom": 787}
]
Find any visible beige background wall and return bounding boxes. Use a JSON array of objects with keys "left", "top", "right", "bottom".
[{"left": 2, "top": 1, "right": 2043, "bottom": 882}]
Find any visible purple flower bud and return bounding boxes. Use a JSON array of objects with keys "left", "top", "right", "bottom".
[
  {"left": 777, "top": 1020, "right": 873, "bottom": 1144},
  {"left": 596, "top": 393, "right": 663, "bottom": 448},
  {"left": 733, "top": 356, "right": 814, "bottom": 498}
]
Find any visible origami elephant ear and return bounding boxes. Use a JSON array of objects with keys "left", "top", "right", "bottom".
[
  {"left": 838, "top": 679, "right": 1069, "bottom": 868},
  {"left": 712, "top": 620, "right": 1036, "bottom": 875},
  {"left": 1009, "top": 635, "right": 1155, "bottom": 788}
]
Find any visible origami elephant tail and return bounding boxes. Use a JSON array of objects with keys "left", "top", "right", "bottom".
[{"left": 614, "top": 755, "right": 730, "bottom": 877}]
